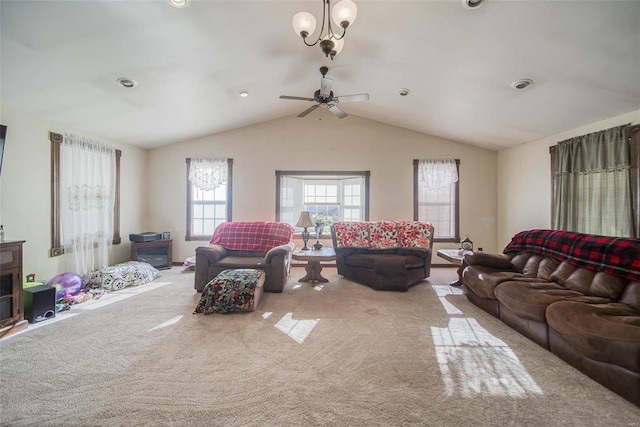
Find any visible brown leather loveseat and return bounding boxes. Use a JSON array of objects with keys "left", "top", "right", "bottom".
[
  {"left": 461, "top": 229, "right": 640, "bottom": 406},
  {"left": 330, "top": 220, "right": 434, "bottom": 291},
  {"left": 194, "top": 221, "right": 295, "bottom": 293}
]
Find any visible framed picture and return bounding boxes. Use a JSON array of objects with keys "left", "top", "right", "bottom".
[{"left": 162, "top": 231, "right": 170, "bottom": 240}]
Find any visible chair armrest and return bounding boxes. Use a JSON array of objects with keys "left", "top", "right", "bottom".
[
  {"left": 195, "top": 245, "right": 228, "bottom": 263},
  {"left": 265, "top": 242, "right": 295, "bottom": 263}
]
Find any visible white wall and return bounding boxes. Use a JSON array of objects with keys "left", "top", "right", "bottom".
[
  {"left": 147, "top": 114, "right": 499, "bottom": 262},
  {"left": 0, "top": 107, "right": 148, "bottom": 281},
  {"left": 497, "top": 109, "right": 640, "bottom": 248}
]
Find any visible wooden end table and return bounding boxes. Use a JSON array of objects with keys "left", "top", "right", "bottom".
[
  {"left": 292, "top": 248, "right": 336, "bottom": 283},
  {"left": 437, "top": 249, "right": 471, "bottom": 286}
]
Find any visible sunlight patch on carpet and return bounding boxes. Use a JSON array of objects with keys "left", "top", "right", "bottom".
[
  {"left": 274, "top": 312, "right": 319, "bottom": 344},
  {"left": 147, "top": 315, "right": 184, "bottom": 332},
  {"left": 431, "top": 285, "right": 543, "bottom": 398}
]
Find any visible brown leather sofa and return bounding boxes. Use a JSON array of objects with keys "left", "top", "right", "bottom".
[
  {"left": 330, "top": 220, "right": 434, "bottom": 291},
  {"left": 460, "top": 229, "right": 640, "bottom": 406},
  {"left": 194, "top": 222, "right": 295, "bottom": 293}
]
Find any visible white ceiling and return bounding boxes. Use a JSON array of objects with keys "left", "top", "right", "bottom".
[{"left": 1, "top": 0, "right": 639, "bottom": 151}]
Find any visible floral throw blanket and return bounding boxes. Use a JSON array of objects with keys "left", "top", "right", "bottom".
[
  {"left": 504, "top": 229, "right": 640, "bottom": 281},
  {"left": 194, "top": 269, "right": 263, "bottom": 314}
]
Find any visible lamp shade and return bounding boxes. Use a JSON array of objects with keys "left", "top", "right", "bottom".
[
  {"left": 292, "top": 12, "right": 316, "bottom": 37},
  {"left": 330, "top": 35, "right": 344, "bottom": 55},
  {"left": 332, "top": 0, "right": 357, "bottom": 28},
  {"left": 295, "top": 211, "right": 315, "bottom": 228}
]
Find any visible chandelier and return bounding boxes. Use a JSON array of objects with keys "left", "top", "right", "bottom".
[{"left": 292, "top": 0, "right": 358, "bottom": 60}]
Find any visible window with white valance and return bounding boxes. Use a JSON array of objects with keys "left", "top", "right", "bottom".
[
  {"left": 414, "top": 159, "right": 460, "bottom": 241},
  {"left": 186, "top": 157, "right": 233, "bottom": 240}
]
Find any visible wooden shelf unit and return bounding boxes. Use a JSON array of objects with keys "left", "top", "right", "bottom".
[{"left": 0, "top": 240, "right": 28, "bottom": 337}]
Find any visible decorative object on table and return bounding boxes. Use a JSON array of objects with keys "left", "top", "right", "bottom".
[
  {"left": 291, "top": 0, "right": 358, "bottom": 60},
  {"left": 312, "top": 214, "right": 334, "bottom": 250},
  {"left": 461, "top": 235, "right": 473, "bottom": 252},
  {"left": 296, "top": 211, "right": 315, "bottom": 251},
  {"left": 162, "top": 231, "right": 170, "bottom": 239}
]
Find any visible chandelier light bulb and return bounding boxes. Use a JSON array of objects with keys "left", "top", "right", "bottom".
[
  {"left": 331, "top": 36, "right": 344, "bottom": 55},
  {"left": 293, "top": 12, "right": 316, "bottom": 38},
  {"left": 332, "top": 0, "right": 357, "bottom": 29}
]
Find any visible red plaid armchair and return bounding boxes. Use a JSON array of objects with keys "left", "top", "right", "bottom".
[{"left": 194, "top": 222, "right": 295, "bottom": 293}]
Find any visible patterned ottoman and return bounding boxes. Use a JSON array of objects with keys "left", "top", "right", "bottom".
[{"left": 194, "top": 269, "right": 265, "bottom": 314}]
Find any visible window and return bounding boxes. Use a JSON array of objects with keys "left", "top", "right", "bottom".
[
  {"left": 186, "top": 158, "right": 233, "bottom": 240},
  {"left": 50, "top": 132, "right": 121, "bottom": 259},
  {"left": 413, "top": 159, "right": 460, "bottom": 242},
  {"left": 276, "top": 171, "right": 370, "bottom": 230}
]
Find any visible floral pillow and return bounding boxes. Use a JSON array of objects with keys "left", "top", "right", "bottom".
[
  {"left": 399, "top": 221, "right": 433, "bottom": 250},
  {"left": 369, "top": 221, "right": 400, "bottom": 249},
  {"left": 333, "top": 221, "right": 370, "bottom": 248}
]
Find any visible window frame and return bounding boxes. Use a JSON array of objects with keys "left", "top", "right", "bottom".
[
  {"left": 49, "top": 131, "right": 121, "bottom": 257},
  {"left": 185, "top": 158, "right": 233, "bottom": 241},
  {"left": 275, "top": 170, "right": 370, "bottom": 230},
  {"left": 412, "top": 159, "right": 460, "bottom": 243}
]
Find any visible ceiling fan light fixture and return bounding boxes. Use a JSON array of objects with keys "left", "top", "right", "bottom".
[
  {"left": 168, "top": 0, "right": 189, "bottom": 8},
  {"left": 462, "top": 0, "right": 487, "bottom": 10},
  {"left": 292, "top": 0, "right": 358, "bottom": 60},
  {"left": 511, "top": 79, "right": 534, "bottom": 90},
  {"left": 116, "top": 78, "right": 137, "bottom": 88}
]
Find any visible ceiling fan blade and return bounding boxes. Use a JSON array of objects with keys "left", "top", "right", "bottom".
[
  {"left": 335, "top": 93, "right": 370, "bottom": 103},
  {"left": 327, "top": 104, "right": 347, "bottom": 119},
  {"left": 320, "top": 78, "right": 333, "bottom": 97},
  {"left": 280, "top": 95, "right": 314, "bottom": 101},
  {"left": 297, "top": 104, "right": 320, "bottom": 118}
]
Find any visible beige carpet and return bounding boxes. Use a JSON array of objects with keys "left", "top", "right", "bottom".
[{"left": 1, "top": 266, "right": 639, "bottom": 426}]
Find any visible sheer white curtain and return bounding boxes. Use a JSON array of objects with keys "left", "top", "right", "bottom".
[
  {"left": 418, "top": 159, "right": 459, "bottom": 191},
  {"left": 60, "top": 133, "right": 116, "bottom": 275},
  {"left": 188, "top": 157, "right": 228, "bottom": 190}
]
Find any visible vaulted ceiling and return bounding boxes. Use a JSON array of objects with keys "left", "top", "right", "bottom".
[{"left": 1, "top": 0, "right": 639, "bottom": 151}]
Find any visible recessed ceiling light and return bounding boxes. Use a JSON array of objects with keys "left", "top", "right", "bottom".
[
  {"left": 462, "top": 0, "right": 487, "bottom": 10},
  {"left": 238, "top": 90, "right": 249, "bottom": 98},
  {"left": 116, "top": 78, "right": 137, "bottom": 88},
  {"left": 399, "top": 88, "right": 411, "bottom": 97},
  {"left": 511, "top": 79, "right": 534, "bottom": 90},
  {"left": 168, "top": 0, "right": 189, "bottom": 8}
]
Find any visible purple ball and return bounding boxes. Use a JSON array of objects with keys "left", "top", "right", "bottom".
[{"left": 47, "top": 272, "right": 83, "bottom": 300}]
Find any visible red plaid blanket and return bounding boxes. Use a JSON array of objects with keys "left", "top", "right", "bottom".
[
  {"left": 210, "top": 222, "right": 294, "bottom": 252},
  {"left": 504, "top": 229, "right": 640, "bottom": 281}
]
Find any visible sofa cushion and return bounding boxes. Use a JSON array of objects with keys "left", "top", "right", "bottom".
[
  {"left": 462, "top": 266, "right": 530, "bottom": 299},
  {"left": 495, "top": 281, "right": 585, "bottom": 322},
  {"left": 210, "top": 256, "right": 269, "bottom": 270},
  {"left": 620, "top": 281, "right": 640, "bottom": 311},
  {"left": 546, "top": 300, "right": 640, "bottom": 374},
  {"left": 369, "top": 221, "right": 400, "bottom": 249},
  {"left": 345, "top": 253, "right": 424, "bottom": 270},
  {"left": 398, "top": 221, "right": 433, "bottom": 250},
  {"left": 333, "top": 221, "right": 370, "bottom": 248}
]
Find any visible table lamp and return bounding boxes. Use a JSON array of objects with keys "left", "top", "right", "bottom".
[{"left": 296, "top": 211, "right": 314, "bottom": 251}]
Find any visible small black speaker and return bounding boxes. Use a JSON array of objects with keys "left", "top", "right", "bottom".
[{"left": 23, "top": 285, "right": 56, "bottom": 323}]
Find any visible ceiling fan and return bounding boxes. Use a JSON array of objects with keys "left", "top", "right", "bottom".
[{"left": 279, "top": 66, "right": 369, "bottom": 119}]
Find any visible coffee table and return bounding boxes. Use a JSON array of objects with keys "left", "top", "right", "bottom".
[{"left": 292, "top": 248, "right": 336, "bottom": 283}]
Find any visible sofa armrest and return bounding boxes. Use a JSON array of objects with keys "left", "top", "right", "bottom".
[
  {"left": 464, "top": 252, "right": 513, "bottom": 270},
  {"left": 195, "top": 245, "right": 228, "bottom": 263},
  {"left": 264, "top": 242, "right": 295, "bottom": 264}
]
